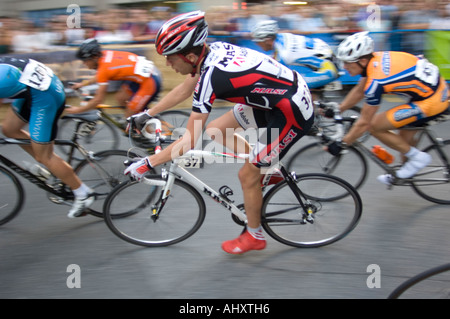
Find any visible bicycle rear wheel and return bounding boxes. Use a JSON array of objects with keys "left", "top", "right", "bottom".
[
  {"left": 261, "top": 173, "right": 362, "bottom": 248},
  {"left": 286, "top": 142, "right": 368, "bottom": 192},
  {"left": 0, "top": 166, "right": 24, "bottom": 226},
  {"left": 103, "top": 176, "right": 206, "bottom": 247},
  {"left": 74, "top": 149, "right": 141, "bottom": 217},
  {"left": 411, "top": 139, "right": 450, "bottom": 204}
]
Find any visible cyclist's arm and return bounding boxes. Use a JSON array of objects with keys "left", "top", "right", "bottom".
[
  {"left": 339, "top": 77, "right": 367, "bottom": 113},
  {"left": 147, "top": 111, "right": 209, "bottom": 167},
  {"left": 147, "top": 74, "right": 199, "bottom": 116},
  {"left": 342, "top": 103, "right": 378, "bottom": 145},
  {"left": 66, "top": 84, "right": 108, "bottom": 113}
]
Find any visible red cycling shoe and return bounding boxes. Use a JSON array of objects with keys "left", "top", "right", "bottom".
[{"left": 222, "top": 230, "right": 266, "bottom": 254}]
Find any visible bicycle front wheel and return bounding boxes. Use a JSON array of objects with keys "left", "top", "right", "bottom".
[
  {"left": 57, "top": 117, "right": 119, "bottom": 159},
  {"left": 74, "top": 149, "right": 141, "bottom": 217},
  {"left": 411, "top": 139, "right": 450, "bottom": 204},
  {"left": 0, "top": 166, "right": 24, "bottom": 226},
  {"left": 103, "top": 176, "right": 206, "bottom": 247},
  {"left": 261, "top": 173, "right": 363, "bottom": 248},
  {"left": 287, "top": 142, "right": 368, "bottom": 192}
]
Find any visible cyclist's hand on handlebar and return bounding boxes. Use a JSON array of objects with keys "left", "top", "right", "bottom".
[
  {"left": 320, "top": 102, "right": 340, "bottom": 118},
  {"left": 124, "top": 158, "right": 153, "bottom": 181},
  {"left": 326, "top": 140, "right": 346, "bottom": 156},
  {"left": 126, "top": 111, "right": 153, "bottom": 133}
]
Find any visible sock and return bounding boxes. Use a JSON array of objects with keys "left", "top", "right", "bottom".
[
  {"left": 247, "top": 226, "right": 265, "bottom": 240},
  {"left": 405, "top": 147, "right": 419, "bottom": 159},
  {"left": 72, "top": 183, "right": 92, "bottom": 199}
]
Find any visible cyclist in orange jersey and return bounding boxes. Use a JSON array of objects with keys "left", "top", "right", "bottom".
[
  {"left": 327, "top": 32, "right": 449, "bottom": 184},
  {"left": 68, "top": 38, "right": 161, "bottom": 118}
]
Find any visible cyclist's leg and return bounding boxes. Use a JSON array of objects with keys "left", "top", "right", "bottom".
[
  {"left": 115, "top": 83, "right": 131, "bottom": 108},
  {"left": 125, "top": 78, "right": 158, "bottom": 118},
  {"left": 1, "top": 93, "right": 42, "bottom": 157},
  {"left": 223, "top": 105, "right": 313, "bottom": 254},
  {"left": 32, "top": 78, "right": 94, "bottom": 215},
  {"left": 205, "top": 107, "right": 251, "bottom": 154},
  {"left": 374, "top": 82, "right": 448, "bottom": 179}
]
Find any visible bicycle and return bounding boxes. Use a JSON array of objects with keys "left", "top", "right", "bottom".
[
  {"left": 102, "top": 119, "right": 363, "bottom": 249},
  {"left": 58, "top": 86, "right": 190, "bottom": 158},
  {"left": 0, "top": 118, "right": 145, "bottom": 226},
  {"left": 286, "top": 103, "right": 450, "bottom": 204},
  {"left": 387, "top": 263, "right": 450, "bottom": 299}
]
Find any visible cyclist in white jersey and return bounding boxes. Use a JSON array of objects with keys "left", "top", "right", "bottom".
[
  {"left": 125, "top": 11, "right": 314, "bottom": 254},
  {"left": 251, "top": 20, "right": 339, "bottom": 92}
]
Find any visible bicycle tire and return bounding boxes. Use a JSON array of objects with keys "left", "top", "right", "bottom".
[
  {"left": 74, "top": 149, "right": 143, "bottom": 218},
  {"left": 261, "top": 173, "right": 363, "bottom": 248},
  {"left": 286, "top": 142, "right": 368, "bottom": 192},
  {"left": 103, "top": 175, "right": 206, "bottom": 247},
  {"left": 57, "top": 117, "right": 120, "bottom": 160},
  {"left": 387, "top": 263, "right": 450, "bottom": 299},
  {"left": 0, "top": 165, "right": 25, "bottom": 226},
  {"left": 411, "top": 139, "right": 450, "bottom": 204}
]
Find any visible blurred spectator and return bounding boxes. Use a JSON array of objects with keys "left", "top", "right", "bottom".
[
  {"left": 277, "top": 4, "right": 303, "bottom": 31},
  {"left": 399, "top": 0, "right": 437, "bottom": 55},
  {"left": 245, "top": 4, "right": 271, "bottom": 32},
  {"left": 206, "top": 6, "right": 237, "bottom": 35},
  {"left": 0, "top": 17, "right": 13, "bottom": 54},
  {"left": 429, "top": 2, "right": 450, "bottom": 30},
  {"left": 148, "top": 7, "right": 173, "bottom": 35},
  {"left": 296, "top": 6, "right": 327, "bottom": 34}
]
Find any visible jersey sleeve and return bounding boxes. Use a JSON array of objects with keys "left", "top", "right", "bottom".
[
  {"left": 364, "top": 77, "right": 384, "bottom": 106},
  {"left": 192, "top": 67, "right": 216, "bottom": 113}
]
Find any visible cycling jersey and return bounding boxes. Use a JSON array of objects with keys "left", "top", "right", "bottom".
[
  {"left": 364, "top": 51, "right": 449, "bottom": 128},
  {"left": 254, "top": 33, "right": 338, "bottom": 89},
  {"left": 0, "top": 57, "right": 65, "bottom": 143},
  {"left": 96, "top": 50, "right": 161, "bottom": 112},
  {"left": 194, "top": 42, "right": 314, "bottom": 167}
]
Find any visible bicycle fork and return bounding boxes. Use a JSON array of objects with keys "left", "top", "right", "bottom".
[
  {"left": 279, "top": 166, "right": 316, "bottom": 224},
  {"left": 143, "top": 169, "right": 174, "bottom": 222}
]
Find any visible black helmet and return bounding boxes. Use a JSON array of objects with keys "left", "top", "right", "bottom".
[{"left": 76, "top": 38, "right": 102, "bottom": 60}]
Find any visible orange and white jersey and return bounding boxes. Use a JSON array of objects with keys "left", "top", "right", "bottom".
[
  {"left": 96, "top": 50, "right": 154, "bottom": 86},
  {"left": 364, "top": 51, "right": 442, "bottom": 106}
]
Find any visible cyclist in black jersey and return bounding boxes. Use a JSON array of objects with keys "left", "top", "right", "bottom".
[{"left": 126, "top": 11, "right": 314, "bottom": 254}]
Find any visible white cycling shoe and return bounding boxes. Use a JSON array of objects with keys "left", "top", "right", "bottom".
[
  {"left": 68, "top": 195, "right": 95, "bottom": 218},
  {"left": 377, "top": 151, "right": 431, "bottom": 185}
]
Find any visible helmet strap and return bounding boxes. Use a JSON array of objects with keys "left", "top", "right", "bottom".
[{"left": 177, "top": 44, "right": 207, "bottom": 77}]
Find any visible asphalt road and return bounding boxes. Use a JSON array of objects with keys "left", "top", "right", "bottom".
[{"left": 1, "top": 105, "right": 449, "bottom": 301}]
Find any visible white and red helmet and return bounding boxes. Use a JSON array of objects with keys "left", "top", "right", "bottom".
[{"left": 155, "top": 11, "right": 208, "bottom": 56}]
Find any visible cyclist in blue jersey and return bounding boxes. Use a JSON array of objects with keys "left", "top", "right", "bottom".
[
  {"left": 250, "top": 20, "right": 339, "bottom": 92},
  {"left": 125, "top": 11, "right": 314, "bottom": 254},
  {"left": 0, "top": 57, "right": 94, "bottom": 218}
]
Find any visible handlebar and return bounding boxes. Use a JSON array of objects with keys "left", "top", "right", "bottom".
[{"left": 141, "top": 118, "right": 163, "bottom": 154}]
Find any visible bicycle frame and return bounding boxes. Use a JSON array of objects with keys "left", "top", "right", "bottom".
[
  {"left": 144, "top": 150, "right": 250, "bottom": 223},
  {"left": 0, "top": 136, "right": 116, "bottom": 201},
  {"left": 0, "top": 138, "right": 77, "bottom": 199}
]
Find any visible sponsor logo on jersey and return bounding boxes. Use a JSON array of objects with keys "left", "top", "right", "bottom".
[
  {"left": 251, "top": 88, "right": 288, "bottom": 95},
  {"left": 382, "top": 52, "right": 391, "bottom": 75}
]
